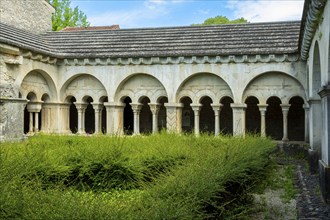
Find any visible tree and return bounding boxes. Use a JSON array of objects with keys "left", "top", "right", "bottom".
[
  {"left": 193, "top": 16, "right": 247, "bottom": 26},
  {"left": 47, "top": 0, "right": 90, "bottom": 31}
]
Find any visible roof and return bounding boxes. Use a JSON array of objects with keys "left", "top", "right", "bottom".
[
  {"left": 0, "top": 21, "right": 301, "bottom": 59},
  {"left": 61, "top": 25, "right": 120, "bottom": 32}
]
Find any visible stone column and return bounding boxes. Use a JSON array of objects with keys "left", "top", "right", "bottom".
[
  {"left": 74, "top": 103, "right": 87, "bottom": 134},
  {"left": 92, "top": 103, "right": 103, "bottom": 134},
  {"left": 131, "top": 103, "right": 142, "bottom": 135},
  {"left": 318, "top": 85, "right": 330, "bottom": 203},
  {"left": 34, "top": 112, "right": 39, "bottom": 132},
  {"left": 29, "top": 112, "right": 33, "bottom": 133},
  {"left": 149, "top": 103, "right": 161, "bottom": 134},
  {"left": 230, "top": 103, "right": 247, "bottom": 136},
  {"left": 211, "top": 104, "right": 222, "bottom": 136},
  {"left": 258, "top": 104, "right": 268, "bottom": 137},
  {"left": 164, "top": 103, "right": 183, "bottom": 133},
  {"left": 303, "top": 104, "right": 310, "bottom": 143},
  {"left": 280, "top": 104, "right": 290, "bottom": 142},
  {"left": 191, "top": 104, "right": 202, "bottom": 136},
  {"left": 113, "top": 103, "right": 125, "bottom": 135}
]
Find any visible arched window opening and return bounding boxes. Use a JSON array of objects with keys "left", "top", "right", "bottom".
[
  {"left": 69, "top": 96, "right": 78, "bottom": 133},
  {"left": 158, "top": 97, "right": 168, "bottom": 131},
  {"left": 245, "top": 96, "right": 261, "bottom": 134},
  {"left": 123, "top": 97, "right": 133, "bottom": 135},
  {"left": 266, "top": 96, "right": 283, "bottom": 140},
  {"left": 84, "top": 97, "right": 95, "bottom": 134},
  {"left": 220, "top": 96, "right": 233, "bottom": 135},
  {"left": 288, "top": 96, "right": 305, "bottom": 141},
  {"left": 180, "top": 97, "right": 194, "bottom": 133},
  {"left": 140, "top": 97, "right": 152, "bottom": 134},
  {"left": 200, "top": 96, "right": 214, "bottom": 134}
]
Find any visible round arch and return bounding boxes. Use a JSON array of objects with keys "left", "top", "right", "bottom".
[
  {"left": 114, "top": 73, "right": 168, "bottom": 103},
  {"left": 242, "top": 71, "right": 306, "bottom": 104},
  {"left": 20, "top": 69, "right": 58, "bottom": 101},
  {"left": 176, "top": 72, "right": 233, "bottom": 103},
  {"left": 60, "top": 74, "right": 107, "bottom": 103}
]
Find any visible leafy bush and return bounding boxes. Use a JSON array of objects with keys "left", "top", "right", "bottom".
[{"left": 0, "top": 133, "right": 275, "bottom": 219}]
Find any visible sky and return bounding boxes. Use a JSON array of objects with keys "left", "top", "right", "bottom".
[{"left": 70, "top": 0, "right": 305, "bottom": 29}]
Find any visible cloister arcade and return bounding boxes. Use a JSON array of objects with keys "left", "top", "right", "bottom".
[{"left": 20, "top": 70, "right": 307, "bottom": 142}]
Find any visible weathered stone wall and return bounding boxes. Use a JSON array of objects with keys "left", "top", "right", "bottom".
[{"left": 0, "top": 0, "right": 54, "bottom": 34}]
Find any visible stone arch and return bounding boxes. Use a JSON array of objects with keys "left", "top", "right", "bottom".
[
  {"left": 200, "top": 96, "right": 214, "bottom": 134},
  {"left": 220, "top": 96, "right": 233, "bottom": 135},
  {"left": 139, "top": 96, "right": 152, "bottom": 134},
  {"left": 245, "top": 96, "right": 261, "bottom": 134},
  {"left": 60, "top": 74, "right": 107, "bottom": 103},
  {"left": 20, "top": 69, "right": 57, "bottom": 101},
  {"left": 266, "top": 96, "right": 283, "bottom": 140},
  {"left": 115, "top": 73, "right": 167, "bottom": 103},
  {"left": 176, "top": 72, "right": 233, "bottom": 104},
  {"left": 243, "top": 71, "right": 306, "bottom": 104},
  {"left": 180, "top": 96, "right": 194, "bottom": 133},
  {"left": 288, "top": 96, "right": 305, "bottom": 141}
]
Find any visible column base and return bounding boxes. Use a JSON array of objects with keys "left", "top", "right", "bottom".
[
  {"left": 319, "top": 160, "right": 330, "bottom": 203},
  {"left": 308, "top": 149, "right": 320, "bottom": 174}
]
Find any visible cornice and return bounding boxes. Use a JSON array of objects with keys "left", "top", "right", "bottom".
[
  {"left": 22, "top": 51, "right": 57, "bottom": 64},
  {"left": 300, "top": 0, "right": 326, "bottom": 60},
  {"left": 57, "top": 54, "right": 300, "bottom": 66}
]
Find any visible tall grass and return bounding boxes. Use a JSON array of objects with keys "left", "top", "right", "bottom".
[{"left": 0, "top": 133, "right": 275, "bottom": 219}]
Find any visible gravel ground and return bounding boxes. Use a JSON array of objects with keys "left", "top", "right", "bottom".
[{"left": 295, "top": 162, "right": 330, "bottom": 220}]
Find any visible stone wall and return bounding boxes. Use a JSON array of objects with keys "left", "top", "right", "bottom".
[{"left": 0, "top": 0, "right": 54, "bottom": 34}]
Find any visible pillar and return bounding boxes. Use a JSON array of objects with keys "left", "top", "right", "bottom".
[
  {"left": 92, "top": 103, "right": 103, "bottom": 134},
  {"left": 29, "top": 112, "right": 33, "bottom": 133},
  {"left": 230, "top": 103, "right": 246, "bottom": 136},
  {"left": 258, "top": 104, "right": 268, "bottom": 137},
  {"left": 164, "top": 103, "right": 183, "bottom": 133},
  {"left": 308, "top": 99, "right": 322, "bottom": 151},
  {"left": 280, "top": 104, "right": 290, "bottom": 142},
  {"left": 211, "top": 104, "right": 222, "bottom": 136},
  {"left": 74, "top": 102, "right": 87, "bottom": 134},
  {"left": 113, "top": 103, "right": 125, "bottom": 135},
  {"left": 318, "top": 85, "right": 330, "bottom": 203},
  {"left": 34, "top": 112, "right": 39, "bottom": 132},
  {"left": 191, "top": 104, "right": 202, "bottom": 136},
  {"left": 303, "top": 104, "right": 310, "bottom": 143},
  {"left": 131, "top": 103, "right": 142, "bottom": 135},
  {"left": 26, "top": 102, "right": 43, "bottom": 134},
  {"left": 149, "top": 103, "right": 160, "bottom": 134}
]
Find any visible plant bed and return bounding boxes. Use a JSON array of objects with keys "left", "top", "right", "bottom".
[{"left": 0, "top": 133, "right": 275, "bottom": 219}]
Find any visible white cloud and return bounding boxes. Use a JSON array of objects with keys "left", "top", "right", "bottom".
[{"left": 227, "top": 0, "right": 304, "bottom": 22}]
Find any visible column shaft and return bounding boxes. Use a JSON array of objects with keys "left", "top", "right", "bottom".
[{"left": 280, "top": 104, "right": 290, "bottom": 142}]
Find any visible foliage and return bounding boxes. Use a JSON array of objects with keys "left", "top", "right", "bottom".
[
  {"left": 47, "top": 0, "right": 90, "bottom": 31},
  {"left": 0, "top": 133, "right": 275, "bottom": 219},
  {"left": 193, "top": 15, "right": 248, "bottom": 26}
]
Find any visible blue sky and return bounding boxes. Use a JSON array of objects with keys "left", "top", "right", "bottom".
[{"left": 71, "top": 0, "right": 305, "bottom": 28}]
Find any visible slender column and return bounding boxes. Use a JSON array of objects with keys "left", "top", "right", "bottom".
[
  {"left": 92, "top": 103, "right": 103, "bottom": 134},
  {"left": 74, "top": 103, "right": 88, "bottom": 134},
  {"left": 280, "top": 104, "right": 290, "bottom": 142},
  {"left": 191, "top": 104, "right": 202, "bottom": 136},
  {"left": 149, "top": 103, "right": 161, "bottom": 134},
  {"left": 164, "top": 103, "right": 183, "bottom": 133},
  {"left": 211, "top": 104, "right": 222, "bottom": 136},
  {"left": 303, "top": 104, "right": 310, "bottom": 143},
  {"left": 29, "top": 112, "right": 33, "bottom": 133},
  {"left": 308, "top": 99, "right": 322, "bottom": 150},
  {"left": 34, "top": 112, "right": 39, "bottom": 132},
  {"left": 131, "top": 103, "right": 142, "bottom": 135},
  {"left": 230, "top": 103, "right": 247, "bottom": 136},
  {"left": 258, "top": 104, "right": 268, "bottom": 137}
]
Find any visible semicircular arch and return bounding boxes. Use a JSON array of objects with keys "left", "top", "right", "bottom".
[
  {"left": 242, "top": 71, "right": 306, "bottom": 104},
  {"left": 176, "top": 72, "right": 233, "bottom": 103}
]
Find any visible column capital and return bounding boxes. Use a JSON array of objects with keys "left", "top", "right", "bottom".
[
  {"left": 74, "top": 102, "right": 88, "bottom": 111},
  {"left": 26, "top": 101, "right": 43, "bottom": 112},
  {"left": 131, "top": 103, "right": 142, "bottom": 113},
  {"left": 190, "top": 104, "right": 202, "bottom": 111},
  {"left": 318, "top": 85, "right": 330, "bottom": 98},
  {"left": 303, "top": 103, "right": 310, "bottom": 110},
  {"left": 257, "top": 104, "right": 268, "bottom": 112},
  {"left": 148, "top": 103, "right": 161, "bottom": 114},
  {"left": 230, "top": 103, "right": 246, "bottom": 111},
  {"left": 211, "top": 103, "right": 223, "bottom": 111},
  {"left": 280, "top": 104, "right": 291, "bottom": 112}
]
